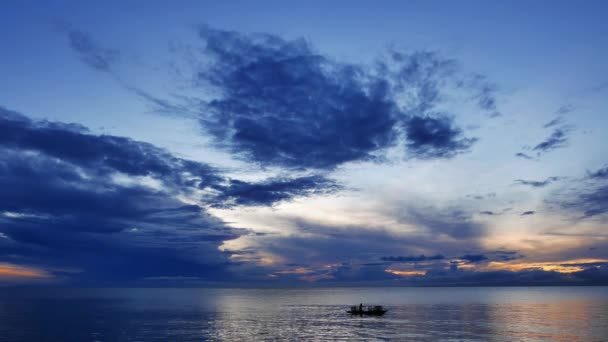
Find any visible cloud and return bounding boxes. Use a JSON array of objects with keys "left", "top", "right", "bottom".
[
  {"left": 402, "top": 114, "right": 477, "bottom": 159},
  {"left": 0, "top": 147, "right": 238, "bottom": 281},
  {"left": 460, "top": 254, "right": 488, "bottom": 263},
  {"left": 0, "top": 107, "right": 335, "bottom": 208},
  {"left": 67, "top": 30, "right": 118, "bottom": 72},
  {"left": 479, "top": 211, "right": 499, "bottom": 216},
  {"left": 464, "top": 74, "right": 500, "bottom": 115},
  {"left": 0, "top": 108, "right": 242, "bottom": 281},
  {"left": 0, "top": 107, "right": 345, "bottom": 283},
  {"left": 549, "top": 165, "right": 608, "bottom": 219},
  {"left": 515, "top": 125, "right": 573, "bottom": 161},
  {"left": 572, "top": 266, "right": 608, "bottom": 283},
  {"left": 543, "top": 117, "right": 564, "bottom": 128},
  {"left": 401, "top": 207, "right": 486, "bottom": 239},
  {"left": 181, "top": 26, "right": 399, "bottom": 169},
  {"left": 381, "top": 255, "right": 445, "bottom": 262},
  {"left": 587, "top": 165, "right": 608, "bottom": 180},
  {"left": 225, "top": 215, "right": 490, "bottom": 282},
  {"left": 515, "top": 152, "right": 535, "bottom": 160},
  {"left": 63, "top": 29, "right": 196, "bottom": 118},
  {"left": 210, "top": 175, "right": 341, "bottom": 208},
  {"left": 102, "top": 26, "right": 490, "bottom": 170},
  {"left": 514, "top": 177, "right": 561, "bottom": 188},
  {"left": 63, "top": 26, "right": 494, "bottom": 169},
  {"left": 521, "top": 211, "right": 536, "bottom": 216},
  {"left": 533, "top": 128, "right": 570, "bottom": 153},
  {"left": 558, "top": 185, "right": 608, "bottom": 219},
  {"left": 556, "top": 104, "right": 575, "bottom": 115},
  {"left": 0, "top": 107, "right": 222, "bottom": 191},
  {"left": 468, "top": 193, "right": 496, "bottom": 201},
  {"left": 491, "top": 250, "right": 524, "bottom": 261}
]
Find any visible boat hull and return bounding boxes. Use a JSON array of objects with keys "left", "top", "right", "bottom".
[{"left": 347, "top": 310, "right": 387, "bottom": 316}]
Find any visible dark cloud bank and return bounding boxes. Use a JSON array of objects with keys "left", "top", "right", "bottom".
[{"left": 0, "top": 107, "right": 337, "bottom": 283}]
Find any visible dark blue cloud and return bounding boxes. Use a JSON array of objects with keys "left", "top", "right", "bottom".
[
  {"left": 514, "top": 177, "right": 561, "bottom": 188},
  {"left": 381, "top": 255, "right": 445, "bottom": 262},
  {"left": 0, "top": 107, "right": 335, "bottom": 206},
  {"left": 587, "top": 165, "right": 608, "bottom": 180},
  {"left": 124, "top": 26, "right": 489, "bottom": 170},
  {"left": 515, "top": 152, "right": 535, "bottom": 160},
  {"left": 0, "top": 145, "right": 238, "bottom": 281},
  {"left": 0, "top": 108, "right": 341, "bottom": 282},
  {"left": 403, "top": 114, "right": 477, "bottom": 159},
  {"left": 491, "top": 250, "right": 524, "bottom": 261},
  {"left": 560, "top": 185, "right": 608, "bottom": 218},
  {"left": 210, "top": 175, "right": 340, "bottom": 208},
  {"left": 460, "top": 254, "right": 488, "bottom": 263},
  {"left": 64, "top": 26, "right": 493, "bottom": 169},
  {"left": 316, "top": 266, "right": 608, "bottom": 286},
  {"left": 533, "top": 128, "right": 570, "bottom": 153},
  {"left": 479, "top": 211, "right": 499, "bottom": 215},
  {"left": 195, "top": 26, "right": 399, "bottom": 169},
  {"left": 571, "top": 266, "right": 608, "bottom": 284},
  {"left": 0, "top": 107, "right": 215, "bottom": 183},
  {"left": 551, "top": 166, "right": 608, "bottom": 219},
  {"left": 521, "top": 211, "right": 536, "bottom": 216},
  {"left": 543, "top": 117, "right": 564, "bottom": 128}
]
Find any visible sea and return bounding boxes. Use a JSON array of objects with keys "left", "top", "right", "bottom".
[{"left": 1, "top": 286, "right": 607, "bottom": 341}]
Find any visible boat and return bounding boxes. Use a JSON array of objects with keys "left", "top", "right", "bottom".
[{"left": 347, "top": 304, "right": 387, "bottom": 316}]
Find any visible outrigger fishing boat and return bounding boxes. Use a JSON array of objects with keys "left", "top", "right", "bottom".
[{"left": 347, "top": 304, "right": 387, "bottom": 316}]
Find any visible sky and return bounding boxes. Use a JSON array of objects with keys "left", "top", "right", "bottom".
[{"left": 1, "top": 0, "right": 608, "bottom": 286}]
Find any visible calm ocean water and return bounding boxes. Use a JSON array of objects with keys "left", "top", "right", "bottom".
[{"left": 0, "top": 287, "right": 607, "bottom": 341}]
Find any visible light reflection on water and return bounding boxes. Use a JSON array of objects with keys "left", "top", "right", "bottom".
[{"left": 0, "top": 287, "right": 607, "bottom": 341}]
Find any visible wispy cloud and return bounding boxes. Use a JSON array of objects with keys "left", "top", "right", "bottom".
[
  {"left": 514, "top": 177, "right": 561, "bottom": 188},
  {"left": 515, "top": 152, "right": 535, "bottom": 160},
  {"left": 556, "top": 104, "right": 575, "bottom": 115},
  {"left": 543, "top": 117, "right": 564, "bottom": 128},
  {"left": 67, "top": 30, "right": 118, "bottom": 72},
  {"left": 533, "top": 128, "right": 571, "bottom": 153}
]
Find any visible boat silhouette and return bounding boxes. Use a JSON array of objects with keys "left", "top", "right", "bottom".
[{"left": 347, "top": 304, "right": 387, "bottom": 316}]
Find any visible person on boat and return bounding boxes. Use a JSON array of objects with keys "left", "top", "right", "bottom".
[{"left": 359, "top": 303, "right": 363, "bottom": 313}]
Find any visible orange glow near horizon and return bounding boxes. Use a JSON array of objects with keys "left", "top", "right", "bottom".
[
  {"left": 385, "top": 269, "right": 426, "bottom": 276},
  {"left": 276, "top": 267, "right": 312, "bottom": 275},
  {"left": 483, "top": 258, "right": 608, "bottom": 273},
  {"left": 0, "top": 263, "right": 51, "bottom": 279}
]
